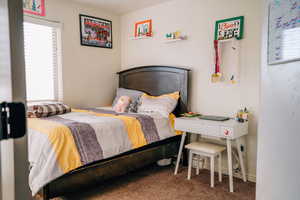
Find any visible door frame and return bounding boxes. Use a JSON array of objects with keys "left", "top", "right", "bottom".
[{"left": 0, "top": 0, "right": 30, "bottom": 199}]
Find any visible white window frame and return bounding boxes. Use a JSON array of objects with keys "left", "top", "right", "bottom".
[{"left": 23, "top": 16, "right": 63, "bottom": 102}]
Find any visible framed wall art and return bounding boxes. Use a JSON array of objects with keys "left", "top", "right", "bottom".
[
  {"left": 23, "top": 0, "right": 45, "bottom": 16},
  {"left": 134, "top": 19, "right": 152, "bottom": 38},
  {"left": 79, "top": 14, "right": 113, "bottom": 49},
  {"left": 214, "top": 16, "right": 244, "bottom": 40},
  {"left": 268, "top": 0, "right": 300, "bottom": 65}
]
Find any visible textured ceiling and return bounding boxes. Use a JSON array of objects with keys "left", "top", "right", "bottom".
[{"left": 71, "top": 0, "right": 173, "bottom": 14}]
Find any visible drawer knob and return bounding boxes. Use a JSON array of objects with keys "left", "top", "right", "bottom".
[{"left": 224, "top": 130, "right": 229, "bottom": 135}]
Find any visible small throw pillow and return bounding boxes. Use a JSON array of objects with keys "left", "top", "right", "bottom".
[
  {"left": 138, "top": 91, "right": 180, "bottom": 117},
  {"left": 113, "top": 96, "right": 132, "bottom": 113},
  {"left": 27, "top": 103, "right": 71, "bottom": 118},
  {"left": 112, "top": 88, "right": 144, "bottom": 106},
  {"left": 127, "top": 97, "right": 141, "bottom": 113}
]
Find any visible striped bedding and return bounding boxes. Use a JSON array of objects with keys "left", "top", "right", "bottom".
[{"left": 28, "top": 107, "right": 181, "bottom": 195}]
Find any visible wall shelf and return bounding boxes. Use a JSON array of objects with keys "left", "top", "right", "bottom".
[
  {"left": 164, "top": 38, "right": 186, "bottom": 43},
  {"left": 130, "top": 36, "right": 153, "bottom": 40}
]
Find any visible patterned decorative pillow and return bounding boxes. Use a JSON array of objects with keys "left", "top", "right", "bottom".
[
  {"left": 27, "top": 103, "right": 71, "bottom": 118},
  {"left": 112, "top": 88, "right": 144, "bottom": 106},
  {"left": 138, "top": 91, "right": 180, "bottom": 117},
  {"left": 113, "top": 96, "right": 132, "bottom": 113},
  {"left": 127, "top": 97, "right": 142, "bottom": 113}
]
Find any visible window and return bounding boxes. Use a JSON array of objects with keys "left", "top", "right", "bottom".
[{"left": 24, "top": 18, "right": 61, "bottom": 102}]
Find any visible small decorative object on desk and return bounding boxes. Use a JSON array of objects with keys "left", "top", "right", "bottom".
[
  {"left": 181, "top": 112, "right": 201, "bottom": 118},
  {"left": 236, "top": 107, "right": 249, "bottom": 122}
]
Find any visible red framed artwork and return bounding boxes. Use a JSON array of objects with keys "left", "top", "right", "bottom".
[
  {"left": 79, "top": 14, "right": 113, "bottom": 49},
  {"left": 23, "top": 0, "right": 46, "bottom": 16},
  {"left": 134, "top": 20, "right": 152, "bottom": 37}
]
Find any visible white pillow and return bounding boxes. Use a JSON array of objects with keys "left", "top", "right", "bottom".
[{"left": 138, "top": 92, "right": 179, "bottom": 118}]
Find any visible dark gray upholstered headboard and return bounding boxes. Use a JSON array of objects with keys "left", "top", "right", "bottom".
[{"left": 117, "top": 66, "right": 190, "bottom": 116}]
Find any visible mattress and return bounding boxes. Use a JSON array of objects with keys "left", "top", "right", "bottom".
[{"left": 28, "top": 107, "right": 181, "bottom": 195}]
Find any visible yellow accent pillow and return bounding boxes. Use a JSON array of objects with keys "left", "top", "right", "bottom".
[{"left": 142, "top": 91, "right": 180, "bottom": 100}]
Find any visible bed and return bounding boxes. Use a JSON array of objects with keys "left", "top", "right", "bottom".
[{"left": 31, "top": 65, "right": 190, "bottom": 199}]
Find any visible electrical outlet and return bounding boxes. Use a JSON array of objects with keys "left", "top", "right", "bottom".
[{"left": 240, "top": 145, "right": 244, "bottom": 152}]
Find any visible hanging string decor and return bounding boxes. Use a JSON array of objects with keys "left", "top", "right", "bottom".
[{"left": 212, "top": 40, "right": 222, "bottom": 83}]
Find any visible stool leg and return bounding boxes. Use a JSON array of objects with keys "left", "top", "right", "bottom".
[
  {"left": 210, "top": 156, "right": 215, "bottom": 188},
  {"left": 202, "top": 157, "right": 206, "bottom": 169},
  {"left": 188, "top": 151, "right": 193, "bottom": 180},
  {"left": 218, "top": 153, "right": 222, "bottom": 182},
  {"left": 196, "top": 156, "right": 200, "bottom": 175}
]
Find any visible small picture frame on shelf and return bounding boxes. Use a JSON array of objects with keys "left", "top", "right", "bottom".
[
  {"left": 79, "top": 14, "right": 113, "bottom": 49},
  {"left": 134, "top": 19, "right": 152, "bottom": 38},
  {"left": 215, "top": 16, "right": 244, "bottom": 40}
]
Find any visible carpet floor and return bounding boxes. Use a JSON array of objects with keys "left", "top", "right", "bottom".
[{"left": 57, "top": 164, "right": 255, "bottom": 200}]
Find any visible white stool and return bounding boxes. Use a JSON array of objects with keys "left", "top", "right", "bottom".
[{"left": 185, "top": 142, "right": 226, "bottom": 188}]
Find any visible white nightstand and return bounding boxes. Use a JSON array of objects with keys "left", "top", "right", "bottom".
[{"left": 174, "top": 117, "right": 248, "bottom": 192}]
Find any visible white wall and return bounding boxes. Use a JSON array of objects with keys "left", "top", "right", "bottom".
[
  {"left": 256, "top": 0, "right": 300, "bottom": 199},
  {"left": 26, "top": 0, "right": 121, "bottom": 108},
  {"left": 121, "top": 0, "right": 261, "bottom": 179}
]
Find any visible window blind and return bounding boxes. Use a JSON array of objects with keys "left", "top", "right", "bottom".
[{"left": 24, "top": 21, "right": 60, "bottom": 101}]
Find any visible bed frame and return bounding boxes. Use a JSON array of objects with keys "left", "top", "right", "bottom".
[{"left": 43, "top": 66, "right": 190, "bottom": 199}]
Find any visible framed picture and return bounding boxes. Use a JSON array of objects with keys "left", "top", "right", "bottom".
[
  {"left": 214, "top": 16, "right": 244, "bottom": 40},
  {"left": 134, "top": 20, "right": 152, "bottom": 37},
  {"left": 23, "top": 0, "right": 45, "bottom": 16},
  {"left": 268, "top": 0, "right": 300, "bottom": 65},
  {"left": 79, "top": 14, "right": 113, "bottom": 49}
]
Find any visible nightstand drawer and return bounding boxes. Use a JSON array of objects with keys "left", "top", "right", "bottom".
[{"left": 220, "top": 126, "right": 234, "bottom": 138}]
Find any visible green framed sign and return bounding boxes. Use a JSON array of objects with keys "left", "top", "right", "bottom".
[{"left": 214, "top": 16, "right": 244, "bottom": 40}]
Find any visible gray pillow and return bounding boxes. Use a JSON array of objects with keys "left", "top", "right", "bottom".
[{"left": 112, "top": 88, "right": 144, "bottom": 106}]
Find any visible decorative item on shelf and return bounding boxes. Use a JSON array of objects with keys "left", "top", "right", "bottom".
[
  {"left": 79, "top": 14, "right": 113, "bottom": 49},
  {"left": 212, "top": 40, "right": 222, "bottom": 83},
  {"left": 230, "top": 75, "right": 237, "bottom": 84},
  {"left": 23, "top": 0, "right": 45, "bottom": 16},
  {"left": 134, "top": 19, "right": 152, "bottom": 39},
  {"left": 165, "top": 31, "right": 187, "bottom": 42},
  {"left": 215, "top": 16, "right": 244, "bottom": 41},
  {"left": 236, "top": 107, "right": 249, "bottom": 123},
  {"left": 181, "top": 112, "right": 201, "bottom": 118}
]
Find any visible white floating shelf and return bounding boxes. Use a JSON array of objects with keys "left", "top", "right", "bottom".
[
  {"left": 130, "top": 36, "right": 153, "bottom": 40},
  {"left": 164, "top": 38, "right": 186, "bottom": 43}
]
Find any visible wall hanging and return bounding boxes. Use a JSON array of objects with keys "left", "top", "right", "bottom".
[
  {"left": 212, "top": 38, "right": 240, "bottom": 84},
  {"left": 79, "top": 14, "right": 112, "bottom": 49},
  {"left": 212, "top": 16, "right": 244, "bottom": 84},
  {"left": 134, "top": 19, "right": 153, "bottom": 39},
  {"left": 211, "top": 40, "right": 222, "bottom": 82},
  {"left": 23, "top": 0, "right": 45, "bottom": 16},
  {"left": 214, "top": 16, "right": 244, "bottom": 41},
  {"left": 268, "top": 0, "right": 300, "bottom": 65}
]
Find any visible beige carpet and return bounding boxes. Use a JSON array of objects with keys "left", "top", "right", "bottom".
[{"left": 57, "top": 164, "right": 255, "bottom": 200}]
